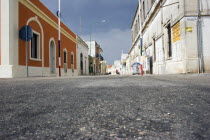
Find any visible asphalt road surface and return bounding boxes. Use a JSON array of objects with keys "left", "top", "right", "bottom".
[{"left": 0, "top": 74, "right": 210, "bottom": 140}]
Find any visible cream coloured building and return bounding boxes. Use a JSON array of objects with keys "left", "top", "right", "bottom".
[
  {"left": 76, "top": 36, "right": 89, "bottom": 75},
  {"left": 85, "top": 41, "right": 103, "bottom": 75},
  {"left": 100, "top": 61, "right": 107, "bottom": 75}
]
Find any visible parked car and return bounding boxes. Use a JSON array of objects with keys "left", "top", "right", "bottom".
[{"left": 106, "top": 72, "right": 111, "bottom": 75}]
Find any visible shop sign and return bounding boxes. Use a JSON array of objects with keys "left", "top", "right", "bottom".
[
  {"left": 186, "top": 27, "right": 193, "bottom": 32},
  {"left": 172, "top": 22, "right": 181, "bottom": 43}
]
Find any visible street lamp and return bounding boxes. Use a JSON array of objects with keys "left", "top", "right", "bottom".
[
  {"left": 89, "top": 20, "right": 106, "bottom": 75},
  {"left": 101, "top": 20, "right": 106, "bottom": 23},
  {"left": 89, "top": 20, "right": 106, "bottom": 56}
]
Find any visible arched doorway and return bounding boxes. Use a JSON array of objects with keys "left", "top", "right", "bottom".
[
  {"left": 50, "top": 40, "right": 56, "bottom": 74},
  {"left": 80, "top": 53, "right": 83, "bottom": 75}
]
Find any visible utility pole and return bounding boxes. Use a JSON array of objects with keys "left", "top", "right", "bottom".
[
  {"left": 99, "top": 48, "right": 101, "bottom": 75},
  {"left": 58, "top": 0, "right": 61, "bottom": 76},
  {"left": 197, "top": 0, "right": 204, "bottom": 73},
  {"left": 26, "top": 27, "right": 29, "bottom": 77}
]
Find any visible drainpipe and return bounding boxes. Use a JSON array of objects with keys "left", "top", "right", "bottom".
[{"left": 161, "top": 0, "right": 164, "bottom": 75}]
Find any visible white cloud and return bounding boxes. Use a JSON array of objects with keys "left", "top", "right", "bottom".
[{"left": 82, "top": 29, "right": 132, "bottom": 65}]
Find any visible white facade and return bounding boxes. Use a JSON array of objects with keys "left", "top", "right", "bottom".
[
  {"left": 125, "top": 3, "right": 142, "bottom": 76},
  {"left": 107, "top": 65, "right": 117, "bottom": 75},
  {"left": 76, "top": 36, "right": 89, "bottom": 75},
  {"left": 120, "top": 53, "right": 128, "bottom": 75},
  {"left": 85, "top": 41, "right": 102, "bottom": 75},
  {"left": 106, "top": 65, "right": 112, "bottom": 74},
  {"left": 201, "top": 16, "right": 210, "bottom": 73},
  {"left": 0, "top": 0, "right": 19, "bottom": 78},
  {"left": 128, "top": 0, "right": 210, "bottom": 75},
  {"left": 86, "top": 41, "right": 97, "bottom": 57},
  {"left": 113, "top": 60, "right": 121, "bottom": 74},
  {"left": 141, "top": 0, "right": 210, "bottom": 74}
]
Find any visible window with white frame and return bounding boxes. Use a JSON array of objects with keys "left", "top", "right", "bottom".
[{"left": 31, "top": 32, "right": 40, "bottom": 59}]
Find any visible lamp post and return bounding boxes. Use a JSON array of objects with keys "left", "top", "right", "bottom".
[
  {"left": 89, "top": 20, "right": 106, "bottom": 75},
  {"left": 89, "top": 20, "right": 106, "bottom": 56}
]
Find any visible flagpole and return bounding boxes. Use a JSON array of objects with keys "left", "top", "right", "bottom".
[{"left": 58, "top": 0, "right": 61, "bottom": 76}]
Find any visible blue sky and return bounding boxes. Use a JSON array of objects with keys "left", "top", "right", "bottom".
[{"left": 40, "top": 0, "right": 138, "bottom": 64}]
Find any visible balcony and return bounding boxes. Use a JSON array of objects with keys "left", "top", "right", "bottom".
[{"left": 96, "top": 54, "right": 104, "bottom": 61}]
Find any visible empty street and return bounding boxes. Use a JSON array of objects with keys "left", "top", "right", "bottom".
[{"left": 1, "top": 75, "right": 210, "bottom": 140}]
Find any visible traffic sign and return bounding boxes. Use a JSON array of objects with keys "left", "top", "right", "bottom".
[{"left": 19, "top": 25, "right": 33, "bottom": 42}]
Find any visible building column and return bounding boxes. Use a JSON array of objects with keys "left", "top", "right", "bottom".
[{"left": 0, "top": 0, "right": 19, "bottom": 78}]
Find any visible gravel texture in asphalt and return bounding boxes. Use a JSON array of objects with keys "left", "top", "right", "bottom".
[{"left": 0, "top": 74, "right": 210, "bottom": 140}]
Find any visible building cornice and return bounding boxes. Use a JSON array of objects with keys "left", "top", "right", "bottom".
[
  {"left": 131, "top": 4, "right": 139, "bottom": 28},
  {"left": 76, "top": 35, "right": 88, "bottom": 49},
  {"left": 128, "top": 32, "right": 141, "bottom": 55},
  {"left": 19, "top": 0, "right": 77, "bottom": 43},
  {"left": 141, "top": 0, "right": 162, "bottom": 33}
]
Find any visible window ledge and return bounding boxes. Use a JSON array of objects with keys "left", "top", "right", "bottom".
[{"left": 30, "top": 58, "right": 42, "bottom": 61}]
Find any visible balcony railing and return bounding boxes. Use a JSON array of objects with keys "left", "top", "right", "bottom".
[{"left": 96, "top": 54, "right": 104, "bottom": 61}]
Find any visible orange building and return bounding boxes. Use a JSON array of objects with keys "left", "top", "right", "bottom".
[{"left": 0, "top": 0, "right": 78, "bottom": 78}]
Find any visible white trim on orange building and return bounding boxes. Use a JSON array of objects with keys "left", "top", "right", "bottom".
[{"left": 0, "top": 0, "right": 78, "bottom": 78}]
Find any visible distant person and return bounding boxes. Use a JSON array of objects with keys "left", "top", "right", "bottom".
[{"left": 116, "top": 70, "right": 120, "bottom": 75}]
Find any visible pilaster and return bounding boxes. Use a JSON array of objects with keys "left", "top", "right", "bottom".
[{"left": 0, "top": 0, "right": 19, "bottom": 78}]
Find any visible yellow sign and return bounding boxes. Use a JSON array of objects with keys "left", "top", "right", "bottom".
[
  {"left": 186, "top": 27, "right": 193, "bottom": 32},
  {"left": 172, "top": 22, "right": 181, "bottom": 43}
]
